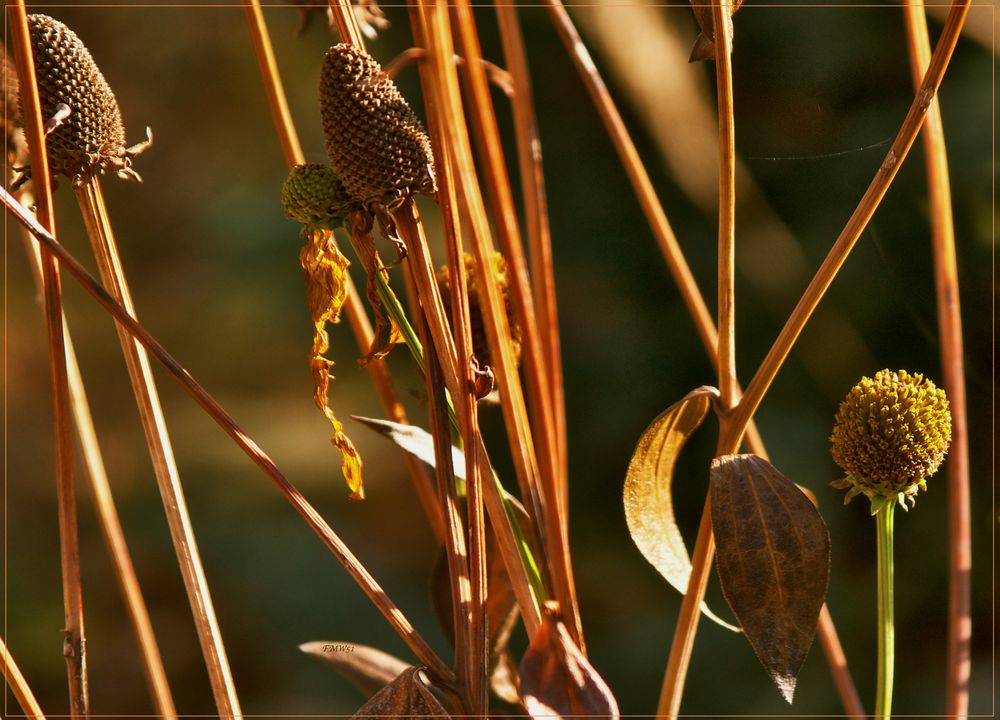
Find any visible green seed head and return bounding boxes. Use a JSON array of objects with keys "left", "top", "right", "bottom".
[
  {"left": 830, "top": 369, "right": 951, "bottom": 512},
  {"left": 282, "top": 163, "right": 353, "bottom": 228}
]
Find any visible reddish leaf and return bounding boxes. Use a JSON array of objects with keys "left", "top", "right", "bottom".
[
  {"left": 518, "top": 602, "right": 619, "bottom": 719},
  {"left": 351, "top": 666, "right": 450, "bottom": 718},
  {"left": 710, "top": 454, "right": 831, "bottom": 703}
]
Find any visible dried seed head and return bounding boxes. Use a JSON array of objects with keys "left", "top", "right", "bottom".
[
  {"left": 830, "top": 369, "right": 952, "bottom": 512},
  {"left": 437, "top": 253, "right": 522, "bottom": 371},
  {"left": 319, "top": 43, "right": 435, "bottom": 209},
  {"left": 282, "top": 163, "right": 354, "bottom": 228},
  {"left": 25, "top": 14, "right": 150, "bottom": 183},
  {"left": 1, "top": 43, "right": 23, "bottom": 162}
]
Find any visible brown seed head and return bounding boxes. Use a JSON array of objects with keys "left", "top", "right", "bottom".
[
  {"left": 1, "top": 43, "right": 24, "bottom": 163},
  {"left": 25, "top": 14, "right": 149, "bottom": 183},
  {"left": 437, "top": 253, "right": 522, "bottom": 371},
  {"left": 319, "top": 43, "right": 435, "bottom": 208}
]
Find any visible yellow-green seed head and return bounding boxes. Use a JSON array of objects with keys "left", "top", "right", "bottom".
[
  {"left": 281, "top": 163, "right": 353, "bottom": 228},
  {"left": 830, "top": 369, "right": 951, "bottom": 511}
]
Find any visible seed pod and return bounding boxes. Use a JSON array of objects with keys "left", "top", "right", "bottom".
[
  {"left": 24, "top": 14, "right": 150, "bottom": 183},
  {"left": 282, "top": 163, "right": 354, "bottom": 228},
  {"left": 830, "top": 369, "right": 952, "bottom": 511},
  {"left": 2, "top": 43, "right": 20, "bottom": 154},
  {"left": 319, "top": 43, "right": 435, "bottom": 209},
  {"left": 436, "top": 253, "right": 522, "bottom": 371}
]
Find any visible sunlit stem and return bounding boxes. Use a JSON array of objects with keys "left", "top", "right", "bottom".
[
  {"left": 875, "top": 500, "right": 896, "bottom": 720},
  {"left": 338, "top": 224, "right": 547, "bottom": 603}
]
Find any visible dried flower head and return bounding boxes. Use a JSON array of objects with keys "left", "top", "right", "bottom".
[
  {"left": 282, "top": 163, "right": 354, "bottom": 228},
  {"left": 436, "top": 253, "right": 522, "bottom": 371},
  {"left": 2, "top": 42, "right": 22, "bottom": 159},
  {"left": 25, "top": 14, "right": 151, "bottom": 183},
  {"left": 830, "top": 369, "right": 951, "bottom": 512},
  {"left": 319, "top": 43, "right": 435, "bottom": 209}
]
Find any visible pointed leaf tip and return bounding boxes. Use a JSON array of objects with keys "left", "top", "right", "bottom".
[{"left": 710, "top": 454, "right": 831, "bottom": 703}]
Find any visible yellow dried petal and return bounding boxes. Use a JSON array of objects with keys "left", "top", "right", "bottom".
[{"left": 300, "top": 227, "right": 364, "bottom": 499}]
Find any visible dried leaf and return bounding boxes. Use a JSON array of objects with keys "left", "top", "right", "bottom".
[
  {"left": 299, "top": 641, "right": 409, "bottom": 699},
  {"left": 710, "top": 454, "right": 831, "bottom": 703},
  {"left": 351, "top": 666, "right": 451, "bottom": 718},
  {"left": 623, "top": 386, "right": 738, "bottom": 631},
  {"left": 518, "top": 602, "right": 619, "bottom": 719},
  {"left": 300, "top": 227, "right": 364, "bottom": 499},
  {"left": 351, "top": 216, "right": 401, "bottom": 366},
  {"left": 354, "top": 416, "right": 466, "bottom": 479},
  {"left": 688, "top": 0, "right": 744, "bottom": 62}
]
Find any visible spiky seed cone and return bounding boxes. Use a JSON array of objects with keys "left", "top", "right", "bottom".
[
  {"left": 436, "top": 253, "right": 522, "bottom": 370},
  {"left": 24, "top": 14, "right": 134, "bottom": 181},
  {"left": 282, "top": 163, "right": 354, "bottom": 228},
  {"left": 830, "top": 369, "right": 952, "bottom": 510},
  {"left": 2, "top": 43, "right": 21, "bottom": 154},
  {"left": 319, "top": 43, "right": 435, "bottom": 208}
]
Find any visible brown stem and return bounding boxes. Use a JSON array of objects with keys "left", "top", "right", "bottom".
[
  {"left": 74, "top": 179, "right": 242, "bottom": 719},
  {"left": 450, "top": 0, "right": 582, "bottom": 648},
  {"left": 901, "top": 4, "right": 971, "bottom": 717},
  {"left": 720, "top": 0, "right": 971, "bottom": 452},
  {"left": 495, "top": 3, "right": 568, "bottom": 496},
  {"left": 22, "top": 228, "right": 177, "bottom": 719},
  {"left": 8, "top": 4, "right": 88, "bottom": 715},
  {"left": 543, "top": 0, "right": 766, "bottom": 455},
  {"left": 242, "top": 0, "right": 445, "bottom": 542},
  {"left": 666, "top": 3, "right": 970, "bottom": 717},
  {"left": 1, "top": 635, "right": 47, "bottom": 719},
  {"left": 2, "top": 186, "right": 455, "bottom": 686},
  {"left": 328, "top": 0, "right": 366, "bottom": 48},
  {"left": 817, "top": 604, "right": 865, "bottom": 719}
]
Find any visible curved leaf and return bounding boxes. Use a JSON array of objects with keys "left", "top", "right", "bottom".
[
  {"left": 710, "top": 454, "right": 831, "bottom": 703},
  {"left": 623, "top": 386, "right": 738, "bottom": 631}
]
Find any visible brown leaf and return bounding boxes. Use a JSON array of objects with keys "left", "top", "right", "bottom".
[
  {"left": 518, "top": 602, "right": 619, "bottom": 719},
  {"left": 624, "top": 386, "right": 738, "bottom": 631},
  {"left": 299, "top": 641, "right": 410, "bottom": 699},
  {"left": 709, "top": 454, "right": 831, "bottom": 703},
  {"left": 351, "top": 666, "right": 451, "bottom": 719}
]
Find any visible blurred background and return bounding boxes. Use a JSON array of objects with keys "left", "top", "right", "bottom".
[{"left": 3, "top": 1, "right": 993, "bottom": 716}]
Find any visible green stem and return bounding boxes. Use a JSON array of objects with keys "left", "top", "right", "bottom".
[
  {"left": 338, "top": 226, "right": 548, "bottom": 603},
  {"left": 875, "top": 500, "right": 896, "bottom": 720}
]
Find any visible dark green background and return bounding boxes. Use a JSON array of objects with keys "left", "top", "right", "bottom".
[{"left": 3, "top": 2, "right": 993, "bottom": 716}]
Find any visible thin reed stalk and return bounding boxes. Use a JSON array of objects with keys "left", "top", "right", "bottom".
[
  {"left": 328, "top": 0, "right": 366, "bottom": 48},
  {"left": 450, "top": 0, "right": 582, "bottom": 648},
  {"left": 73, "top": 179, "right": 242, "bottom": 719},
  {"left": 405, "top": 5, "right": 487, "bottom": 708},
  {"left": 2, "top": 186, "right": 455, "bottom": 686},
  {"left": 817, "top": 605, "right": 865, "bottom": 718},
  {"left": 1, "top": 635, "right": 47, "bottom": 719},
  {"left": 543, "top": 0, "right": 766, "bottom": 456},
  {"left": 8, "top": 4, "right": 88, "bottom": 715},
  {"left": 667, "top": 3, "right": 970, "bottom": 717},
  {"left": 242, "top": 0, "right": 445, "bottom": 542},
  {"left": 495, "top": 3, "right": 567, "bottom": 494},
  {"left": 22, "top": 228, "right": 177, "bottom": 720},
  {"left": 901, "top": 4, "right": 971, "bottom": 717},
  {"left": 391, "top": 197, "right": 542, "bottom": 637}
]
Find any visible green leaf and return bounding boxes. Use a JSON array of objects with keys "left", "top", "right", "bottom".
[
  {"left": 710, "top": 454, "right": 831, "bottom": 703},
  {"left": 623, "top": 386, "right": 739, "bottom": 631}
]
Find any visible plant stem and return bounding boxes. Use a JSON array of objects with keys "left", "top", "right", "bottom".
[
  {"left": 1, "top": 635, "right": 47, "bottom": 719},
  {"left": 8, "top": 4, "right": 88, "bottom": 715},
  {"left": 242, "top": 0, "right": 445, "bottom": 542},
  {"left": 900, "top": 5, "right": 971, "bottom": 716},
  {"left": 876, "top": 501, "right": 896, "bottom": 720},
  {"left": 3, "top": 186, "right": 455, "bottom": 686},
  {"left": 22, "top": 227, "right": 177, "bottom": 719},
  {"left": 74, "top": 179, "right": 242, "bottom": 720}
]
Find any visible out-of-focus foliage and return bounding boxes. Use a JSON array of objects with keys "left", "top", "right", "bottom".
[{"left": 3, "top": 3, "right": 992, "bottom": 716}]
